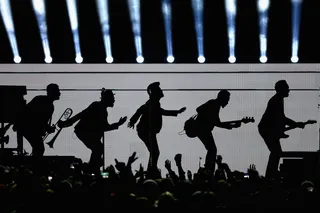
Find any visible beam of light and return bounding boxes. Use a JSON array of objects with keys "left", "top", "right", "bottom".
[
  {"left": 66, "top": 0, "right": 83, "bottom": 63},
  {"left": 96, "top": 0, "right": 113, "bottom": 63},
  {"left": 127, "top": 0, "right": 143, "bottom": 63},
  {"left": 162, "top": 0, "right": 174, "bottom": 63},
  {"left": 291, "top": 0, "right": 303, "bottom": 63},
  {"left": 225, "top": 0, "right": 237, "bottom": 63},
  {"left": 257, "top": 0, "right": 269, "bottom": 63},
  {"left": 31, "top": 0, "right": 52, "bottom": 63},
  {"left": 191, "top": 0, "right": 204, "bottom": 63},
  {"left": 0, "top": 0, "right": 21, "bottom": 63}
]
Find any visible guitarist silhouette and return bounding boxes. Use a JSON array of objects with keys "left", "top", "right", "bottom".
[
  {"left": 187, "top": 90, "right": 254, "bottom": 173},
  {"left": 258, "top": 80, "right": 315, "bottom": 179}
]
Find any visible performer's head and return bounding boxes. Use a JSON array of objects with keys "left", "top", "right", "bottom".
[
  {"left": 217, "top": 90, "right": 230, "bottom": 108},
  {"left": 101, "top": 88, "right": 115, "bottom": 107},
  {"left": 275, "top": 80, "right": 290, "bottom": 98},
  {"left": 147, "top": 82, "right": 164, "bottom": 100},
  {"left": 46, "top": 83, "right": 60, "bottom": 101}
]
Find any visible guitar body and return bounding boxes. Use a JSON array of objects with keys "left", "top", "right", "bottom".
[{"left": 184, "top": 115, "right": 198, "bottom": 138}]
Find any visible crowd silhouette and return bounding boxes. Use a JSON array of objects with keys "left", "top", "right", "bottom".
[
  {"left": 0, "top": 80, "right": 319, "bottom": 212},
  {"left": 0, "top": 153, "right": 318, "bottom": 212}
]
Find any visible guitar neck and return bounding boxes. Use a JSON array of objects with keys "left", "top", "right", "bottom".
[
  {"left": 222, "top": 119, "right": 243, "bottom": 125},
  {"left": 284, "top": 121, "right": 314, "bottom": 132}
]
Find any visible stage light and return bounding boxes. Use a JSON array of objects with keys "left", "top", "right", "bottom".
[
  {"left": 198, "top": 56, "right": 205, "bottom": 63},
  {"left": 191, "top": 0, "right": 204, "bottom": 63},
  {"left": 228, "top": 56, "right": 236, "bottom": 63},
  {"left": 136, "top": 56, "right": 144, "bottom": 63},
  {"left": 45, "top": 56, "right": 52, "bottom": 63},
  {"left": 106, "top": 56, "right": 113, "bottom": 63},
  {"left": 32, "top": 0, "right": 52, "bottom": 64},
  {"left": 66, "top": 0, "right": 83, "bottom": 64},
  {"left": 128, "top": 0, "right": 144, "bottom": 63},
  {"left": 0, "top": 0, "right": 21, "bottom": 63},
  {"left": 75, "top": 55, "right": 83, "bottom": 63},
  {"left": 291, "top": 0, "right": 303, "bottom": 64},
  {"left": 225, "top": 0, "right": 237, "bottom": 65},
  {"left": 96, "top": 0, "right": 113, "bottom": 63},
  {"left": 291, "top": 56, "right": 299, "bottom": 63},
  {"left": 13, "top": 55, "right": 21, "bottom": 63},
  {"left": 167, "top": 55, "right": 174, "bottom": 63},
  {"left": 259, "top": 56, "right": 267, "bottom": 63},
  {"left": 162, "top": 0, "right": 174, "bottom": 63}
]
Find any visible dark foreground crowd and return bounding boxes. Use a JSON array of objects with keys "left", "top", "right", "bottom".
[{"left": 0, "top": 153, "right": 319, "bottom": 213}]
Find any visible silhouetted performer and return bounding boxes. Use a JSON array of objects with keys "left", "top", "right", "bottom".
[
  {"left": 258, "top": 80, "right": 305, "bottom": 178},
  {"left": 58, "top": 88, "right": 127, "bottom": 173},
  {"left": 195, "top": 90, "right": 240, "bottom": 172},
  {"left": 13, "top": 83, "right": 60, "bottom": 156},
  {"left": 128, "top": 82, "right": 186, "bottom": 173}
]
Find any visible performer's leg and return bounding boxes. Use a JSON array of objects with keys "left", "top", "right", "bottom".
[
  {"left": 265, "top": 139, "right": 282, "bottom": 178},
  {"left": 75, "top": 131, "right": 103, "bottom": 173},
  {"left": 23, "top": 131, "right": 45, "bottom": 156},
  {"left": 259, "top": 129, "right": 282, "bottom": 178},
  {"left": 89, "top": 142, "right": 104, "bottom": 172},
  {"left": 198, "top": 131, "right": 217, "bottom": 172},
  {"left": 138, "top": 131, "right": 159, "bottom": 171}
]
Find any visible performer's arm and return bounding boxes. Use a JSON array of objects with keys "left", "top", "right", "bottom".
[
  {"left": 285, "top": 116, "right": 297, "bottom": 127},
  {"left": 215, "top": 116, "right": 232, "bottom": 129},
  {"left": 104, "top": 120, "right": 119, "bottom": 131},
  {"left": 162, "top": 107, "right": 186, "bottom": 116},
  {"left": 161, "top": 108, "right": 180, "bottom": 116},
  {"left": 129, "top": 105, "right": 145, "bottom": 124},
  {"left": 105, "top": 115, "right": 127, "bottom": 131}
]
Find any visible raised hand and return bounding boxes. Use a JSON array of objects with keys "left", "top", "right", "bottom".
[
  {"left": 118, "top": 116, "right": 127, "bottom": 126},
  {"left": 114, "top": 159, "right": 126, "bottom": 172},
  {"left": 178, "top": 107, "right": 187, "bottom": 114},
  {"left": 135, "top": 163, "right": 144, "bottom": 177},
  {"left": 128, "top": 152, "right": 138, "bottom": 165},
  {"left": 165, "top": 160, "right": 172, "bottom": 171},
  {"left": 247, "top": 164, "right": 259, "bottom": 178},
  {"left": 187, "top": 170, "right": 192, "bottom": 181},
  {"left": 174, "top": 153, "right": 182, "bottom": 165}
]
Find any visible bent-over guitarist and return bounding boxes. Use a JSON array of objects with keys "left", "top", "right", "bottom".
[{"left": 193, "top": 90, "right": 254, "bottom": 173}]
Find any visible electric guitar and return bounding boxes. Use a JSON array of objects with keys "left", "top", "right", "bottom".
[
  {"left": 280, "top": 119, "right": 317, "bottom": 139},
  {"left": 183, "top": 116, "right": 255, "bottom": 138}
]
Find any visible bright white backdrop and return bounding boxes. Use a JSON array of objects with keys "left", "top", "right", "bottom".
[{"left": 0, "top": 64, "right": 319, "bottom": 175}]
